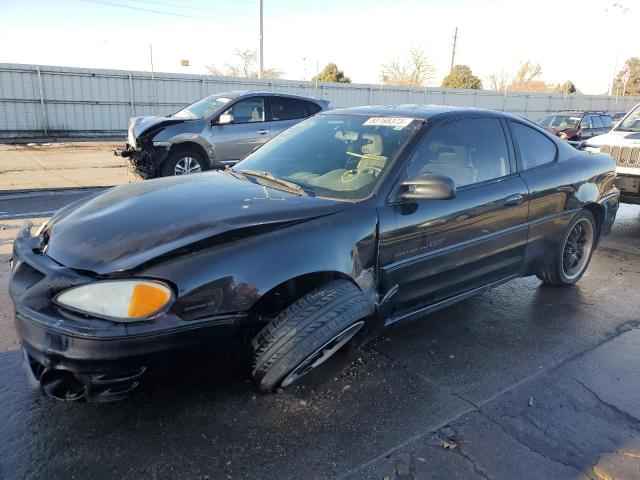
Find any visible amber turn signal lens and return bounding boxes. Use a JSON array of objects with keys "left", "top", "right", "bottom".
[{"left": 128, "top": 283, "right": 172, "bottom": 318}]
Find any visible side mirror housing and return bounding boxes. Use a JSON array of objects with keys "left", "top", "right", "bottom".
[
  {"left": 580, "top": 123, "right": 591, "bottom": 130},
  {"left": 400, "top": 173, "right": 456, "bottom": 201},
  {"left": 215, "top": 113, "right": 234, "bottom": 125}
]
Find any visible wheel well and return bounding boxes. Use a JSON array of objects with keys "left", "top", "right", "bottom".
[
  {"left": 584, "top": 202, "right": 603, "bottom": 237},
  {"left": 168, "top": 142, "right": 210, "bottom": 170},
  {"left": 252, "top": 272, "right": 356, "bottom": 319}
]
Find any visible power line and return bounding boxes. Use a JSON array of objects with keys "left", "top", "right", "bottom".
[
  {"left": 126, "top": 0, "right": 253, "bottom": 17},
  {"left": 80, "top": 0, "right": 251, "bottom": 22}
]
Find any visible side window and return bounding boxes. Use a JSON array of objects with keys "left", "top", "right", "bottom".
[
  {"left": 303, "top": 101, "right": 322, "bottom": 116},
  {"left": 226, "top": 97, "right": 265, "bottom": 124},
  {"left": 601, "top": 115, "right": 613, "bottom": 128},
  {"left": 510, "top": 122, "right": 556, "bottom": 170},
  {"left": 592, "top": 116, "right": 604, "bottom": 128},
  {"left": 406, "top": 118, "right": 510, "bottom": 188},
  {"left": 580, "top": 116, "right": 593, "bottom": 128},
  {"left": 270, "top": 97, "right": 305, "bottom": 121}
]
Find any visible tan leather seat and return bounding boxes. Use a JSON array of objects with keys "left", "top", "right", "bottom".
[{"left": 421, "top": 146, "right": 477, "bottom": 187}]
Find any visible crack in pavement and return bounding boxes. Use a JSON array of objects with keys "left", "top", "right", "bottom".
[
  {"left": 344, "top": 320, "right": 640, "bottom": 479},
  {"left": 10, "top": 145, "right": 83, "bottom": 187},
  {"left": 477, "top": 410, "right": 588, "bottom": 477},
  {"left": 559, "top": 373, "right": 640, "bottom": 428}
]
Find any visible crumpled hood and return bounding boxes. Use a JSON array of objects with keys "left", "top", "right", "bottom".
[
  {"left": 585, "top": 130, "right": 640, "bottom": 147},
  {"left": 45, "top": 172, "right": 349, "bottom": 274},
  {"left": 129, "top": 116, "right": 187, "bottom": 140}
]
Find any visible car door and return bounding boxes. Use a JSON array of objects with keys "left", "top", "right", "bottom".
[
  {"left": 579, "top": 115, "right": 594, "bottom": 139},
  {"left": 591, "top": 115, "right": 605, "bottom": 136},
  {"left": 267, "top": 96, "right": 311, "bottom": 138},
  {"left": 507, "top": 120, "right": 573, "bottom": 271},
  {"left": 211, "top": 96, "right": 270, "bottom": 163},
  {"left": 377, "top": 116, "right": 530, "bottom": 321}
]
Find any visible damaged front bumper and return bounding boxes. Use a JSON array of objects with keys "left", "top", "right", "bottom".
[
  {"left": 115, "top": 143, "right": 169, "bottom": 180},
  {"left": 10, "top": 224, "right": 248, "bottom": 402}
]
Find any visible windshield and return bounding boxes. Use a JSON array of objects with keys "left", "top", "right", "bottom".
[
  {"left": 172, "top": 95, "right": 232, "bottom": 119},
  {"left": 616, "top": 105, "right": 640, "bottom": 132},
  {"left": 539, "top": 115, "right": 581, "bottom": 129},
  {"left": 233, "top": 114, "right": 421, "bottom": 200}
]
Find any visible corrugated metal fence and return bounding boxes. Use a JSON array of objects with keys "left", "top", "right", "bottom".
[{"left": 1, "top": 63, "right": 639, "bottom": 138}]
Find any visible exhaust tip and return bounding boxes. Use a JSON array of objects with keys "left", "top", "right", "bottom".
[{"left": 40, "top": 369, "right": 87, "bottom": 401}]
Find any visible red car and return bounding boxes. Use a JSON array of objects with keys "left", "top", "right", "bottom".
[{"left": 539, "top": 112, "right": 612, "bottom": 141}]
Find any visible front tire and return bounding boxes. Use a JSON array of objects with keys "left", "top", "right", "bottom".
[
  {"left": 252, "top": 280, "right": 372, "bottom": 392},
  {"left": 537, "top": 209, "right": 596, "bottom": 286},
  {"left": 161, "top": 149, "right": 206, "bottom": 177}
]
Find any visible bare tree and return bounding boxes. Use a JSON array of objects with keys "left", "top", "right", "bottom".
[
  {"left": 508, "top": 61, "right": 548, "bottom": 92},
  {"left": 487, "top": 71, "right": 508, "bottom": 92},
  {"left": 207, "top": 49, "right": 283, "bottom": 79},
  {"left": 228, "top": 49, "right": 257, "bottom": 78},
  {"left": 381, "top": 46, "right": 435, "bottom": 87},
  {"left": 206, "top": 66, "right": 225, "bottom": 77}
]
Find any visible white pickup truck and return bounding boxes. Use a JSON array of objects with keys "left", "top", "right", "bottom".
[{"left": 582, "top": 102, "right": 640, "bottom": 204}]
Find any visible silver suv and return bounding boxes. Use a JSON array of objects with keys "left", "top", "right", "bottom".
[{"left": 117, "top": 91, "right": 329, "bottom": 179}]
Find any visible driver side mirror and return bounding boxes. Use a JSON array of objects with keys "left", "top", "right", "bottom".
[
  {"left": 215, "top": 113, "right": 234, "bottom": 125},
  {"left": 580, "top": 122, "right": 591, "bottom": 130},
  {"left": 400, "top": 173, "right": 456, "bottom": 201}
]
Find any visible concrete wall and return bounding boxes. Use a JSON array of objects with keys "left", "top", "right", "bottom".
[{"left": 1, "top": 63, "right": 639, "bottom": 138}]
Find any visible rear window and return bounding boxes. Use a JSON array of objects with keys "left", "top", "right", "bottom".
[
  {"left": 511, "top": 122, "right": 557, "bottom": 170},
  {"left": 270, "top": 97, "right": 305, "bottom": 121},
  {"left": 303, "top": 101, "right": 322, "bottom": 116}
]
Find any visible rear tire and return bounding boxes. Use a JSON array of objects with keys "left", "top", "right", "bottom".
[
  {"left": 161, "top": 148, "right": 206, "bottom": 177},
  {"left": 252, "top": 280, "right": 372, "bottom": 392},
  {"left": 537, "top": 209, "right": 596, "bottom": 287}
]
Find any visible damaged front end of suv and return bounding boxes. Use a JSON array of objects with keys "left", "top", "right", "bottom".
[{"left": 116, "top": 115, "right": 212, "bottom": 179}]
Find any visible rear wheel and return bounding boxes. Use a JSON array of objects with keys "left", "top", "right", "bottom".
[
  {"left": 252, "top": 280, "right": 372, "bottom": 392},
  {"left": 537, "top": 209, "right": 596, "bottom": 286},
  {"left": 161, "top": 149, "right": 206, "bottom": 176}
]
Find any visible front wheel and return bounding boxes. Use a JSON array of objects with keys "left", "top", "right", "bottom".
[
  {"left": 537, "top": 209, "right": 596, "bottom": 286},
  {"left": 251, "top": 280, "right": 373, "bottom": 392},
  {"left": 161, "top": 149, "right": 206, "bottom": 177}
]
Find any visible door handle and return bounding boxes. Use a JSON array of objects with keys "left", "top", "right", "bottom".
[
  {"left": 504, "top": 194, "right": 524, "bottom": 207},
  {"left": 256, "top": 129, "right": 269, "bottom": 135}
]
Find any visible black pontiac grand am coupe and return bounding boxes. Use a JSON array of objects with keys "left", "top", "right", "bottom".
[{"left": 10, "top": 105, "right": 619, "bottom": 401}]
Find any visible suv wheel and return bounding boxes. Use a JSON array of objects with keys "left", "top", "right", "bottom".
[
  {"left": 537, "top": 209, "right": 596, "bottom": 286},
  {"left": 252, "top": 280, "right": 372, "bottom": 392},
  {"left": 162, "top": 149, "right": 206, "bottom": 176}
]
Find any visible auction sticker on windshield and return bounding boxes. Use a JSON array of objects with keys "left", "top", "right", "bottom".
[{"left": 363, "top": 117, "right": 414, "bottom": 128}]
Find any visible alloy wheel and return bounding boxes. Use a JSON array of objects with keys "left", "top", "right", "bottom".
[
  {"left": 562, "top": 218, "right": 594, "bottom": 280},
  {"left": 280, "top": 321, "right": 365, "bottom": 388},
  {"left": 174, "top": 156, "right": 202, "bottom": 175}
]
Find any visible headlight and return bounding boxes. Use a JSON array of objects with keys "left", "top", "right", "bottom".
[{"left": 54, "top": 280, "right": 174, "bottom": 322}]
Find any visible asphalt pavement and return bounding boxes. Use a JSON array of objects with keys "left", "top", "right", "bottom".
[{"left": 0, "top": 188, "right": 639, "bottom": 479}]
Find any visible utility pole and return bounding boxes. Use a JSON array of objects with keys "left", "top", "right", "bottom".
[
  {"left": 258, "top": 0, "right": 264, "bottom": 79},
  {"left": 149, "top": 44, "right": 157, "bottom": 114},
  {"left": 449, "top": 27, "right": 458, "bottom": 74}
]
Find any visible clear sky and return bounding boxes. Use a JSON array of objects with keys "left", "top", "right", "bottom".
[{"left": 0, "top": 0, "right": 636, "bottom": 94}]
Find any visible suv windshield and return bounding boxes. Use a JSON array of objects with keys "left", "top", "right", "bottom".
[
  {"left": 173, "top": 95, "right": 233, "bottom": 119},
  {"left": 233, "top": 114, "right": 421, "bottom": 200},
  {"left": 539, "top": 115, "right": 581, "bottom": 129},
  {"left": 616, "top": 105, "right": 640, "bottom": 132}
]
